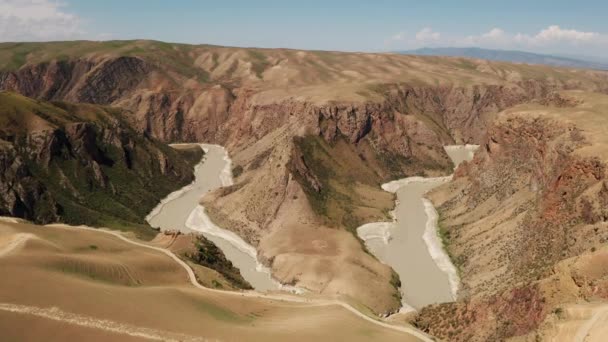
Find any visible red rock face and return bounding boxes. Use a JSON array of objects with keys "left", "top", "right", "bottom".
[
  {"left": 415, "top": 283, "right": 547, "bottom": 342},
  {"left": 1, "top": 56, "right": 590, "bottom": 160},
  {"left": 455, "top": 116, "right": 606, "bottom": 288},
  {"left": 417, "top": 112, "right": 608, "bottom": 341}
]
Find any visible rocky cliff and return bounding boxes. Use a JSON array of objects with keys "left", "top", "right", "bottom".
[
  {"left": 415, "top": 91, "right": 608, "bottom": 341},
  {"left": 0, "top": 91, "right": 198, "bottom": 239},
  {"left": 2, "top": 40, "right": 608, "bottom": 315}
]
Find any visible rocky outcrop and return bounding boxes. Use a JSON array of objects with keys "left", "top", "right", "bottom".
[
  {"left": 0, "top": 93, "right": 196, "bottom": 239},
  {"left": 415, "top": 243, "right": 608, "bottom": 342},
  {"left": 0, "top": 57, "right": 149, "bottom": 104},
  {"left": 0, "top": 145, "right": 59, "bottom": 223},
  {"left": 2, "top": 42, "right": 608, "bottom": 317},
  {"left": 2, "top": 48, "right": 606, "bottom": 153},
  {"left": 415, "top": 92, "right": 608, "bottom": 340},
  {"left": 438, "top": 115, "right": 603, "bottom": 297}
]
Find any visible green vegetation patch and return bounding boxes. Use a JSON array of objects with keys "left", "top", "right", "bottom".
[
  {"left": 0, "top": 93, "right": 198, "bottom": 240},
  {"left": 187, "top": 235, "right": 253, "bottom": 290},
  {"left": 436, "top": 212, "right": 464, "bottom": 274},
  {"left": 231, "top": 165, "right": 243, "bottom": 178},
  {"left": 291, "top": 135, "right": 392, "bottom": 232},
  {"left": 174, "top": 145, "right": 205, "bottom": 165},
  {"left": 376, "top": 149, "right": 413, "bottom": 179},
  {"left": 247, "top": 50, "right": 271, "bottom": 78}
]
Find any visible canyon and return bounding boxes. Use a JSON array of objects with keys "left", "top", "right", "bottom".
[
  {"left": 415, "top": 91, "right": 608, "bottom": 341},
  {"left": 147, "top": 143, "right": 282, "bottom": 292},
  {"left": 0, "top": 91, "right": 198, "bottom": 239},
  {"left": 357, "top": 145, "right": 478, "bottom": 311},
  {"left": 1, "top": 40, "right": 608, "bottom": 340}
]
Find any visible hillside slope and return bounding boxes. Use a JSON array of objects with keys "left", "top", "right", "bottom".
[
  {"left": 2, "top": 40, "right": 608, "bottom": 314},
  {"left": 0, "top": 91, "right": 198, "bottom": 239},
  {"left": 0, "top": 218, "right": 424, "bottom": 342},
  {"left": 415, "top": 91, "right": 608, "bottom": 341}
]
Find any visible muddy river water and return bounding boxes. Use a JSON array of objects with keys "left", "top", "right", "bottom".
[
  {"left": 146, "top": 144, "right": 281, "bottom": 292},
  {"left": 358, "top": 145, "right": 478, "bottom": 311},
  {"left": 148, "top": 143, "right": 477, "bottom": 309}
]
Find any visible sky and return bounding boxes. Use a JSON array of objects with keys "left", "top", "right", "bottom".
[{"left": 0, "top": 0, "right": 607, "bottom": 58}]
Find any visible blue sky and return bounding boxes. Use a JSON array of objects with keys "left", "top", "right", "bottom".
[{"left": 1, "top": 0, "right": 607, "bottom": 57}]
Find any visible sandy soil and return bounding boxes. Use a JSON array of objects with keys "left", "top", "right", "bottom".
[
  {"left": 0, "top": 219, "right": 429, "bottom": 341},
  {"left": 0, "top": 310, "right": 149, "bottom": 342}
]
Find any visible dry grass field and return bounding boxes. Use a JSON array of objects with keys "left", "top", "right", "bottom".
[{"left": 0, "top": 218, "right": 426, "bottom": 341}]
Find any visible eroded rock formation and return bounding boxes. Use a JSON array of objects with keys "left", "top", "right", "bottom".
[
  {"left": 416, "top": 92, "right": 608, "bottom": 340},
  {"left": 2, "top": 41, "right": 608, "bottom": 315}
]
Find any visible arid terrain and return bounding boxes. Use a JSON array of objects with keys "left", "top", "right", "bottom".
[
  {"left": 415, "top": 91, "right": 608, "bottom": 340},
  {"left": 1, "top": 40, "right": 608, "bottom": 340},
  {"left": 0, "top": 217, "right": 427, "bottom": 341}
]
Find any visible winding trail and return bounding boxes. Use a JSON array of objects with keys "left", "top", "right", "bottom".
[
  {"left": 0, "top": 303, "right": 207, "bottom": 342},
  {"left": 573, "top": 305, "right": 608, "bottom": 342},
  {"left": 0, "top": 233, "right": 36, "bottom": 258},
  {"left": 45, "top": 223, "right": 434, "bottom": 342}
]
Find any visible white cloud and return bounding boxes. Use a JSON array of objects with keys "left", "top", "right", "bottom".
[
  {"left": 534, "top": 25, "right": 598, "bottom": 42},
  {"left": 464, "top": 28, "right": 508, "bottom": 46},
  {"left": 465, "top": 25, "right": 605, "bottom": 48},
  {"left": 415, "top": 27, "right": 440, "bottom": 42},
  {"left": 388, "top": 31, "right": 406, "bottom": 42},
  {"left": 383, "top": 28, "right": 441, "bottom": 48},
  {"left": 0, "top": 0, "right": 84, "bottom": 41},
  {"left": 516, "top": 25, "right": 600, "bottom": 45},
  {"left": 482, "top": 28, "right": 505, "bottom": 39},
  {"left": 386, "top": 25, "right": 607, "bottom": 57}
]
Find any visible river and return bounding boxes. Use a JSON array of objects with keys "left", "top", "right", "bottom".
[
  {"left": 358, "top": 145, "right": 478, "bottom": 311},
  {"left": 146, "top": 144, "right": 281, "bottom": 292},
  {"left": 147, "top": 142, "right": 477, "bottom": 305}
]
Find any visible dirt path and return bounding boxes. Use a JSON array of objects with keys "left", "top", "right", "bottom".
[
  {"left": 46, "top": 223, "right": 433, "bottom": 342},
  {"left": 0, "top": 303, "right": 207, "bottom": 342},
  {"left": 574, "top": 306, "right": 608, "bottom": 342},
  {"left": 0, "top": 233, "right": 36, "bottom": 258}
]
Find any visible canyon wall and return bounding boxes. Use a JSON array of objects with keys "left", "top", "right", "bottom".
[
  {"left": 2, "top": 42, "right": 608, "bottom": 314},
  {"left": 415, "top": 91, "right": 608, "bottom": 341},
  {"left": 0, "top": 93, "right": 197, "bottom": 239}
]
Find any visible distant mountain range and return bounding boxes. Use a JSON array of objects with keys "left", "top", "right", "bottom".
[{"left": 398, "top": 47, "right": 608, "bottom": 70}]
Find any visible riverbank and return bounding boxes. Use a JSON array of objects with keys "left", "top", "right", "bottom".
[
  {"left": 357, "top": 145, "right": 479, "bottom": 310},
  {"left": 146, "top": 144, "right": 302, "bottom": 292}
]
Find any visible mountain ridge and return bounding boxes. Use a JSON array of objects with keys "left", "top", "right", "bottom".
[
  {"left": 1, "top": 41, "right": 608, "bottom": 338},
  {"left": 399, "top": 47, "right": 608, "bottom": 70}
]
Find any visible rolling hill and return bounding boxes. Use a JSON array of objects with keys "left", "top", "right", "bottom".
[
  {"left": 1, "top": 40, "right": 608, "bottom": 340},
  {"left": 0, "top": 218, "right": 426, "bottom": 341},
  {"left": 400, "top": 47, "right": 608, "bottom": 70}
]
